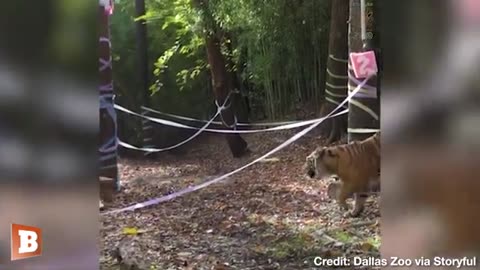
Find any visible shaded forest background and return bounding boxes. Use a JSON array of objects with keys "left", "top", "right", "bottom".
[{"left": 111, "top": 0, "right": 332, "bottom": 145}]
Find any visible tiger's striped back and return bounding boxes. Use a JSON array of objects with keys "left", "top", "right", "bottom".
[{"left": 335, "top": 133, "right": 380, "bottom": 171}]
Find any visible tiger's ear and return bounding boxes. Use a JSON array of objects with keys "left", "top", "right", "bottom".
[
  {"left": 312, "top": 147, "right": 323, "bottom": 158},
  {"left": 315, "top": 147, "right": 326, "bottom": 158}
]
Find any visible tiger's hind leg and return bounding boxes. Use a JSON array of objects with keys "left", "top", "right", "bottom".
[{"left": 350, "top": 193, "right": 369, "bottom": 217}]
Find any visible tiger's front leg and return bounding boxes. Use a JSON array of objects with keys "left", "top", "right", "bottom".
[
  {"left": 327, "top": 181, "right": 342, "bottom": 200},
  {"left": 349, "top": 179, "right": 372, "bottom": 217},
  {"left": 337, "top": 181, "right": 355, "bottom": 212}
]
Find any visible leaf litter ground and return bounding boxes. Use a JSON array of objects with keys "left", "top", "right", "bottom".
[{"left": 100, "top": 131, "right": 380, "bottom": 270}]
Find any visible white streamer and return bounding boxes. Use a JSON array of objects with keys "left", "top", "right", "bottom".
[
  {"left": 115, "top": 105, "right": 348, "bottom": 134},
  {"left": 133, "top": 92, "right": 234, "bottom": 154},
  {"left": 140, "top": 106, "right": 300, "bottom": 127},
  {"left": 119, "top": 109, "right": 348, "bottom": 152},
  {"left": 120, "top": 111, "right": 220, "bottom": 153},
  {"left": 102, "top": 76, "right": 370, "bottom": 215}
]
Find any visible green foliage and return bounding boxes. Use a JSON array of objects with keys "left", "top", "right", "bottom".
[
  {"left": 366, "top": 235, "right": 381, "bottom": 249},
  {"left": 110, "top": 0, "right": 213, "bottom": 143},
  {"left": 207, "top": 0, "right": 331, "bottom": 119},
  {"left": 110, "top": 0, "right": 331, "bottom": 140},
  {"left": 334, "top": 230, "right": 355, "bottom": 243},
  {"left": 48, "top": 0, "right": 97, "bottom": 78}
]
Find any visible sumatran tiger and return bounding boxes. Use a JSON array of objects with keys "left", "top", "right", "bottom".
[{"left": 304, "top": 132, "right": 380, "bottom": 217}]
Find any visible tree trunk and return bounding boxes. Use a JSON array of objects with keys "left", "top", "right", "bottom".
[
  {"left": 192, "top": 0, "right": 248, "bottom": 157},
  {"left": 319, "top": 0, "right": 350, "bottom": 143},
  {"left": 99, "top": 2, "right": 119, "bottom": 191},
  {"left": 224, "top": 33, "right": 250, "bottom": 125},
  {"left": 205, "top": 36, "right": 248, "bottom": 157},
  {"left": 135, "top": 0, "right": 155, "bottom": 157},
  {"left": 347, "top": 0, "right": 380, "bottom": 142}
]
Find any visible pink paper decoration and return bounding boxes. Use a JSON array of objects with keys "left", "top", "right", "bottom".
[
  {"left": 349, "top": 51, "right": 378, "bottom": 79},
  {"left": 99, "top": 0, "right": 114, "bottom": 15},
  {"left": 458, "top": 0, "right": 480, "bottom": 23},
  {"left": 106, "top": 0, "right": 114, "bottom": 15}
]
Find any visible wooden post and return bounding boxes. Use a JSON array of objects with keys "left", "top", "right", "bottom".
[
  {"left": 99, "top": 0, "right": 119, "bottom": 191},
  {"left": 347, "top": 0, "right": 380, "bottom": 142}
]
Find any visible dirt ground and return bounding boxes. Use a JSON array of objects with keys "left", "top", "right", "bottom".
[{"left": 100, "top": 131, "right": 380, "bottom": 270}]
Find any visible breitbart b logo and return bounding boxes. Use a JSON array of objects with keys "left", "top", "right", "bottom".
[{"left": 10, "top": 223, "right": 42, "bottom": 260}]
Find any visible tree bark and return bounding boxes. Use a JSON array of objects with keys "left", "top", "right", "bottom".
[
  {"left": 319, "top": 0, "right": 350, "bottom": 143},
  {"left": 223, "top": 33, "right": 250, "bottom": 125},
  {"left": 135, "top": 0, "right": 149, "bottom": 106},
  {"left": 135, "top": 0, "right": 155, "bottom": 157},
  {"left": 347, "top": 0, "right": 380, "bottom": 142},
  {"left": 192, "top": 0, "right": 248, "bottom": 157},
  {"left": 99, "top": 3, "right": 119, "bottom": 190},
  {"left": 205, "top": 36, "right": 248, "bottom": 157}
]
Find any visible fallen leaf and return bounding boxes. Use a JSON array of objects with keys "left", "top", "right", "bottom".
[
  {"left": 258, "top": 157, "right": 280, "bottom": 163},
  {"left": 122, "top": 227, "right": 138, "bottom": 235},
  {"left": 360, "top": 242, "right": 374, "bottom": 252},
  {"left": 100, "top": 133, "right": 381, "bottom": 269},
  {"left": 177, "top": 252, "right": 192, "bottom": 258}
]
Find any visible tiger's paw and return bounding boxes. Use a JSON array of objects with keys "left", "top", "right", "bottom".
[
  {"left": 327, "top": 182, "right": 342, "bottom": 200},
  {"left": 348, "top": 208, "right": 363, "bottom": 217},
  {"left": 338, "top": 202, "right": 349, "bottom": 213}
]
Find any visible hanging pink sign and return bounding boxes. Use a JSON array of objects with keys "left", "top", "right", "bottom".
[
  {"left": 349, "top": 51, "right": 378, "bottom": 79},
  {"left": 457, "top": 0, "right": 480, "bottom": 23},
  {"left": 99, "top": 0, "right": 114, "bottom": 15}
]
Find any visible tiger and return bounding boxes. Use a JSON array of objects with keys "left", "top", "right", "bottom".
[{"left": 304, "top": 132, "right": 380, "bottom": 217}]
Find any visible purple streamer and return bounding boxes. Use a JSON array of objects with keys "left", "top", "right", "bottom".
[
  {"left": 99, "top": 94, "right": 117, "bottom": 155},
  {"left": 99, "top": 36, "right": 111, "bottom": 47},
  {"left": 99, "top": 58, "right": 112, "bottom": 72},
  {"left": 348, "top": 72, "right": 377, "bottom": 99},
  {"left": 99, "top": 82, "right": 113, "bottom": 92},
  {"left": 351, "top": 92, "right": 376, "bottom": 99},
  {"left": 348, "top": 75, "right": 377, "bottom": 91}
]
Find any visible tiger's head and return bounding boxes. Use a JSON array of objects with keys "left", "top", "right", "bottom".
[{"left": 304, "top": 146, "right": 340, "bottom": 179}]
